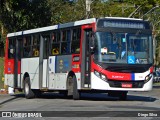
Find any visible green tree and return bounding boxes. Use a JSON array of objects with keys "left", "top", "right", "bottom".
[
  {"left": 0, "top": 0, "right": 51, "bottom": 32},
  {"left": 48, "top": 0, "right": 86, "bottom": 25}
]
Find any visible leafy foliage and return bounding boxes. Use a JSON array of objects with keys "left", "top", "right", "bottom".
[
  {"left": 0, "top": 0, "right": 160, "bottom": 31},
  {"left": 0, "top": 0, "right": 51, "bottom": 32}
]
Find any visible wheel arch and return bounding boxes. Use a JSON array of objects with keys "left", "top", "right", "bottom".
[{"left": 67, "top": 71, "right": 76, "bottom": 78}]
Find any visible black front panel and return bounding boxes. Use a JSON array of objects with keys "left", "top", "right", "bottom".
[{"left": 94, "top": 62, "right": 152, "bottom": 73}]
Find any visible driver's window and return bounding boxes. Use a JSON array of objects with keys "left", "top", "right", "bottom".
[
  {"left": 8, "top": 38, "right": 15, "bottom": 59},
  {"left": 100, "top": 33, "right": 111, "bottom": 54}
]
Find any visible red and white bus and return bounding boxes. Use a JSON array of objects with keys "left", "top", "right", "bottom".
[{"left": 4, "top": 17, "right": 154, "bottom": 100}]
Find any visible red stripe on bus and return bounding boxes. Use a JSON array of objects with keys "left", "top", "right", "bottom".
[
  {"left": 92, "top": 62, "right": 131, "bottom": 81},
  {"left": 4, "top": 37, "right": 21, "bottom": 74},
  {"left": 5, "top": 59, "right": 14, "bottom": 74}
]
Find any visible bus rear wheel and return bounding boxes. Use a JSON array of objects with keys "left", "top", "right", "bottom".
[{"left": 24, "top": 77, "right": 35, "bottom": 99}]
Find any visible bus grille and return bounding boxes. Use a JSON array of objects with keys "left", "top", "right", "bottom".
[{"left": 108, "top": 80, "right": 144, "bottom": 88}]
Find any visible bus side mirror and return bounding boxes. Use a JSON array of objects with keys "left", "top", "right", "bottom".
[
  {"left": 90, "top": 41, "right": 95, "bottom": 54},
  {"left": 90, "top": 32, "right": 95, "bottom": 54},
  {"left": 10, "top": 48, "right": 14, "bottom": 54}
]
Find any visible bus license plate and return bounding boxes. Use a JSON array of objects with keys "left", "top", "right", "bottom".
[{"left": 122, "top": 83, "right": 132, "bottom": 88}]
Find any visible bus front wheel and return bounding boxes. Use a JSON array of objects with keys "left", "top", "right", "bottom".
[{"left": 24, "top": 77, "right": 35, "bottom": 99}]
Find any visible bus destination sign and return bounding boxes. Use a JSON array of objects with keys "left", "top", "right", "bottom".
[{"left": 97, "top": 19, "right": 149, "bottom": 29}]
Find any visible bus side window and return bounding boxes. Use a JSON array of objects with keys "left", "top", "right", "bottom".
[
  {"left": 8, "top": 39, "right": 15, "bottom": 58},
  {"left": 61, "top": 29, "right": 71, "bottom": 54},
  {"left": 23, "top": 36, "right": 32, "bottom": 58},
  {"left": 52, "top": 46, "right": 59, "bottom": 55},
  {"left": 23, "top": 48, "right": 28, "bottom": 57},
  {"left": 71, "top": 28, "right": 81, "bottom": 53},
  {"left": 33, "top": 47, "right": 39, "bottom": 56},
  {"left": 51, "top": 32, "right": 60, "bottom": 55},
  {"left": 24, "top": 47, "right": 31, "bottom": 57},
  {"left": 61, "top": 43, "right": 67, "bottom": 54},
  {"left": 32, "top": 35, "right": 40, "bottom": 57}
]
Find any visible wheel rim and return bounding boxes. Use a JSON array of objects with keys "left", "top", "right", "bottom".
[{"left": 25, "top": 83, "right": 29, "bottom": 95}]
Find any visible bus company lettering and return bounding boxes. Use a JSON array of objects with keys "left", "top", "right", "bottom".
[
  {"left": 11, "top": 112, "right": 42, "bottom": 118},
  {"left": 27, "top": 113, "right": 42, "bottom": 117},
  {"left": 112, "top": 75, "right": 124, "bottom": 79}
]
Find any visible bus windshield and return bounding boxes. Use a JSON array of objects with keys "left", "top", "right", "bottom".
[{"left": 94, "top": 31, "right": 153, "bottom": 64}]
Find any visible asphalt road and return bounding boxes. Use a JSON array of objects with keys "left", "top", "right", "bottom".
[{"left": 0, "top": 86, "right": 159, "bottom": 120}]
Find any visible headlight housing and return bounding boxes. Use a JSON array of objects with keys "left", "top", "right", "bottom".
[
  {"left": 94, "top": 70, "right": 107, "bottom": 81},
  {"left": 144, "top": 74, "right": 152, "bottom": 83}
]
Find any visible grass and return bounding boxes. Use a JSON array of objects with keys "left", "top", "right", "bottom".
[{"left": 0, "top": 57, "right": 4, "bottom": 89}]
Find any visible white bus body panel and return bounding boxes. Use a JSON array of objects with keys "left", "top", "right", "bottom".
[
  {"left": 21, "top": 58, "right": 39, "bottom": 89},
  {"left": 4, "top": 74, "right": 21, "bottom": 88},
  {"left": 55, "top": 73, "right": 67, "bottom": 90},
  {"left": 49, "top": 73, "right": 67, "bottom": 90},
  {"left": 75, "top": 73, "right": 81, "bottom": 90},
  {"left": 4, "top": 74, "right": 14, "bottom": 87},
  {"left": 48, "top": 56, "right": 68, "bottom": 90},
  {"left": 17, "top": 74, "right": 21, "bottom": 88},
  {"left": 42, "top": 59, "right": 48, "bottom": 88},
  {"left": 48, "top": 56, "right": 55, "bottom": 89}
]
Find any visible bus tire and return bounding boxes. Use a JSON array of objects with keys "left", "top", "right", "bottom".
[
  {"left": 73, "top": 75, "right": 80, "bottom": 100},
  {"left": 119, "top": 91, "right": 127, "bottom": 100},
  {"left": 24, "top": 77, "right": 35, "bottom": 99}
]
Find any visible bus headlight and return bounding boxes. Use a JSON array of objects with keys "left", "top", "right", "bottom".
[
  {"left": 94, "top": 70, "right": 107, "bottom": 81},
  {"left": 94, "top": 70, "right": 100, "bottom": 78},
  {"left": 144, "top": 74, "right": 152, "bottom": 83},
  {"left": 101, "top": 74, "right": 106, "bottom": 80}
]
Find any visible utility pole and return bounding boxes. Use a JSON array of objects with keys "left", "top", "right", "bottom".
[{"left": 86, "top": 0, "right": 93, "bottom": 18}]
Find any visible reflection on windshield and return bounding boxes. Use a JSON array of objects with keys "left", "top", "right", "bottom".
[{"left": 94, "top": 32, "right": 153, "bottom": 64}]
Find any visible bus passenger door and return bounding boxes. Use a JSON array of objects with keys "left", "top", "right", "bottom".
[
  {"left": 14, "top": 38, "right": 22, "bottom": 88},
  {"left": 39, "top": 35, "right": 50, "bottom": 89},
  {"left": 81, "top": 27, "right": 92, "bottom": 88}
]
